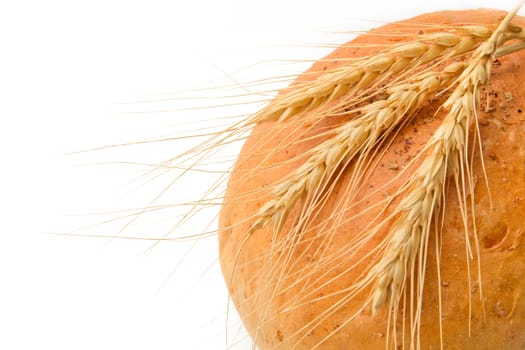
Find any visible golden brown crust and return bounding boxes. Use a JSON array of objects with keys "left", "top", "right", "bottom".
[{"left": 219, "top": 9, "right": 525, "bottom": 349}]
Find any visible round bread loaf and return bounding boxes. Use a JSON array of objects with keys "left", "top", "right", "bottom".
[{"left": 219, "top": 9, "right": 525, "bottom": 349}]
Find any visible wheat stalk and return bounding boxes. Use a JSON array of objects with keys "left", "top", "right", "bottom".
[{"left": 252, "top": 26, "right": 495, "bottom": 124}]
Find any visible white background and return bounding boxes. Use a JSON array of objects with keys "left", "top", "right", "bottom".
[{"left": 1, "top": 1, "right": 523, "bottom": 349}]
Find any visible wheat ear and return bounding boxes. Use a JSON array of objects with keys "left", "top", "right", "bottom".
[
  {"left": 248, "top": 62, "right": 469, "bottom": 236},
  {"left": 253, "top": 26, "right": 493, "bottom": 124},
  {"left": 370, "top": 1, "right": 523, "bottom": 336}
]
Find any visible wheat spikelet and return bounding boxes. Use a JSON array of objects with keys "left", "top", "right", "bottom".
[{"left": 253, "top": 26, "right": 496, "bottom": 124}]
